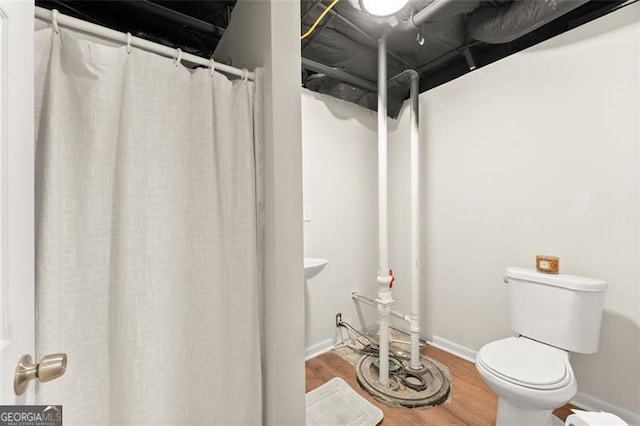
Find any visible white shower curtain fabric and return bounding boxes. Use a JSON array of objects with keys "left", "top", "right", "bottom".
[{"left": 35, "top": 27, "right": 262, "bottom": 425}]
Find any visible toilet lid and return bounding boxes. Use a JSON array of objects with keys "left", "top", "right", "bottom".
[{"left": 477, "top": 337, "right": 572, "bottom": 390}]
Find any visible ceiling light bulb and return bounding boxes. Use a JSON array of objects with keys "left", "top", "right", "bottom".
[{"left": 359, "top": 0, "right": 411, "bottom": 17}]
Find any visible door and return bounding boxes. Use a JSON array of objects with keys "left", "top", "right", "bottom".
[{"left": 0, "top": 0, "right": 35, "bottom": 405}]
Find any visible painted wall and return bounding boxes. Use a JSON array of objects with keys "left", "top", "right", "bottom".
[
  {"left": 301, "top": 89, "right": 379, "bottom": 353},
  {"left": 215, "top": 2, "right": 305, "bottom": 424},
  {"left": 389, "top": 3, "right": 640, "bottom": 418}
]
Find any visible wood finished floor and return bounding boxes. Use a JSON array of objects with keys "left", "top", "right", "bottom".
[{"left": 306, "top": 345, "right": 578, "bottom": 425}]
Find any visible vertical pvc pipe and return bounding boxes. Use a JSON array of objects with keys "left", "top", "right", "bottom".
[
  {"left": 409, "top": 73, "right": 422, "bottom": 370},
  {"left": 376, "top": 36, "right": 391, "bottom": 387},
  {"left": 378, "top": 39, "right": 388, "bottom": 271}
]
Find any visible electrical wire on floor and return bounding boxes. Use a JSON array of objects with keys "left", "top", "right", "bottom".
[{"left": 337, "top": 319, "right": 428, "bottom": 392}]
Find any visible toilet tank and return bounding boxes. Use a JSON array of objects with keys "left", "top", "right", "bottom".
[{"left": 505, "top": 267, "right": 608, "bottom": 354}]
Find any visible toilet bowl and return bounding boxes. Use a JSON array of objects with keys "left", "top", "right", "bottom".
[{"left": 476, "top": 337, "right": 577, "bottom": 425}]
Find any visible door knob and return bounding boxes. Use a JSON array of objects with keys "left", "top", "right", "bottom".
[{"left": 14, "top": 353, "right": 67, "bottom": 395}]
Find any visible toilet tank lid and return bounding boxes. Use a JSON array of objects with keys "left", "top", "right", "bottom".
[{"left": 506, "top": 267, "right": 608, "bottom": 292}]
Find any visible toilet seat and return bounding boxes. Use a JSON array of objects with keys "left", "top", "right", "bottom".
[{"left": 477, "top": 337, "right": 573, "bottom": 390}]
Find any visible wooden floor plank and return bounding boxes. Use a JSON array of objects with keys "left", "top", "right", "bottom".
[{"left": 306, "top": 344, "right": 577, "bottom": 425}]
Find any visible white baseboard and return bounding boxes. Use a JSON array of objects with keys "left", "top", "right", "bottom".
[
  {"left": 428, "top": 335, "right": 478, "bottom": 364},
  {"left": 305, "top": 338, "right": 335, "bottom": 361},
  {"left": 571, "top": 391, "right": 640, "bottom": 425},
  {"left": 428, "top": 335, "right": 640, "bottom": 424}
]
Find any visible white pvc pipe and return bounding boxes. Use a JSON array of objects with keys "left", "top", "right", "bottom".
[
  {"left": 376, "top": 36, "right": 392, "bottom": 387},
  {"left": 34, "top": 7, "right": 254, "bottom": 81},
  {"left": 360, "top": 68, "right": 423, "bottom": 373},
  {"left": 409, "top": 73, "right": 421, "bottom": 371},
  {"left": 377, "top": 37, "right": 388, "bottom": 271},
  {"left": 396, "top": 0, "right": 454, "bottom": 33},
  {"left": 352, "top": 292, "right": 410, "bottom": 322},
  {"left": 378, "top": 311, "right": 390, "bottom": 380}
]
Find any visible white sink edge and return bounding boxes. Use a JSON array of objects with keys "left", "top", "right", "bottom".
[{"left": 304, "top": 257, "right": 328, "bottom": 280}]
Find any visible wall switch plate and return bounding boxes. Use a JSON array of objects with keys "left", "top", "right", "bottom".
[{"left": 303, "top": 205, "right": 312, "bottom": 222}]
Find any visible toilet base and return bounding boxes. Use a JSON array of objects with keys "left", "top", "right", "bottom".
[{"left": 496, "top": 397, "right": 554, "bottom": 426}]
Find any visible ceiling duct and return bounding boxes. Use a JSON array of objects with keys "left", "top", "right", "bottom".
[{"left": 468, "top": 0, "right": 590, "bottom": 44}]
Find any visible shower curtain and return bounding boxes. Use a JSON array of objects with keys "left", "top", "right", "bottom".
[{"left": 34, "top": 26, "right": 263, "bottom": 425}]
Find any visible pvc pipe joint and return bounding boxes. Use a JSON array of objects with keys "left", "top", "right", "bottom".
[
  {"left": 377, "top": 268, "right": 395, "bottom": 289},
  {"left": 376, "top": 290, "right": 393, "bottom": 305},
  {"left": 377, "top": 274, "right": 393, "bottom": 287},
  {"left": 409, "top": 315, "right": 420, "bottom": 333},
  {"left": 376, "top": 301, "right": 392, "bottom": 315}
]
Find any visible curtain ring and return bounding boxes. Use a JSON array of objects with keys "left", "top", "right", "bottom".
[
  {"left": 209, "top": 58, "right": 216, "bottom": 77},
  {"left": 125, "top": 32, "right": 132, "bottom": 54},
  {"left": 174, "top": 48, "right": 182, "bottom": 67},
  {"left": 51, "top": 9, "right": 60, "bottom": 34},
  {"left": 242, "top": 69, "right": 248, "bottom": 84}
]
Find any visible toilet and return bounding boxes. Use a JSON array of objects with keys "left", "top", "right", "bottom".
[{"left": 476, "top": 267, "right": 608, "bottom": 425}]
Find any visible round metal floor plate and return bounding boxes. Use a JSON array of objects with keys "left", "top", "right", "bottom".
[{"left": 356, "top": 354, "right": 451, "bottom": 408}]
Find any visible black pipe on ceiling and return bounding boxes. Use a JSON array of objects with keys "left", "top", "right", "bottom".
[
  {"left": 302, "top": 58, "right": 378, "bottom": 92},
  {"left": 126, "top": 0, "right": 226, "bottom": 39}
]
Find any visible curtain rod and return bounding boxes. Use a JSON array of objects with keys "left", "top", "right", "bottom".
[{"left": 34, "top": 6, "right": 254, "bottom": 81}]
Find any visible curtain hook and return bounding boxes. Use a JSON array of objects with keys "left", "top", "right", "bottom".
[
  {"left": 125, "top": 32, "right": 132, "bottom": 54},
  {"left": 242, "top": 69, "right": 248, "bottom": 84},
  {"left": 174, "top": 48, "right": 182, "bottom": 67},
  {"left": 209, "top": 58, "right": 216, "bottom": 77},
  {"left": 51, "top": 9, "right": 60, "bottom": 35}
]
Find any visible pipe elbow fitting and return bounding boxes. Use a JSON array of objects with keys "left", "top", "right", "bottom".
[
  {"left": 394, "top": 17, "right": 418, "bottom": 34},
  {"left": 378, "top": 28, "right": 392, "bottom": 44}
]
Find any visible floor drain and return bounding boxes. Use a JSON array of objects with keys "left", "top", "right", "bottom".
[{"left": 356, "top": 354, "right": 451, "bottom": 408}]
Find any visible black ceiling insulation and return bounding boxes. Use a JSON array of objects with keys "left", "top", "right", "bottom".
[
  {"left": 301, "top": 0, "right": 631, "bottom": 118},
  {"left": 35, "top": 0, "right": 236, "bottom": 58},
  {"left": 36, "top": 1, "right": 631, "bottom": 118}
]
